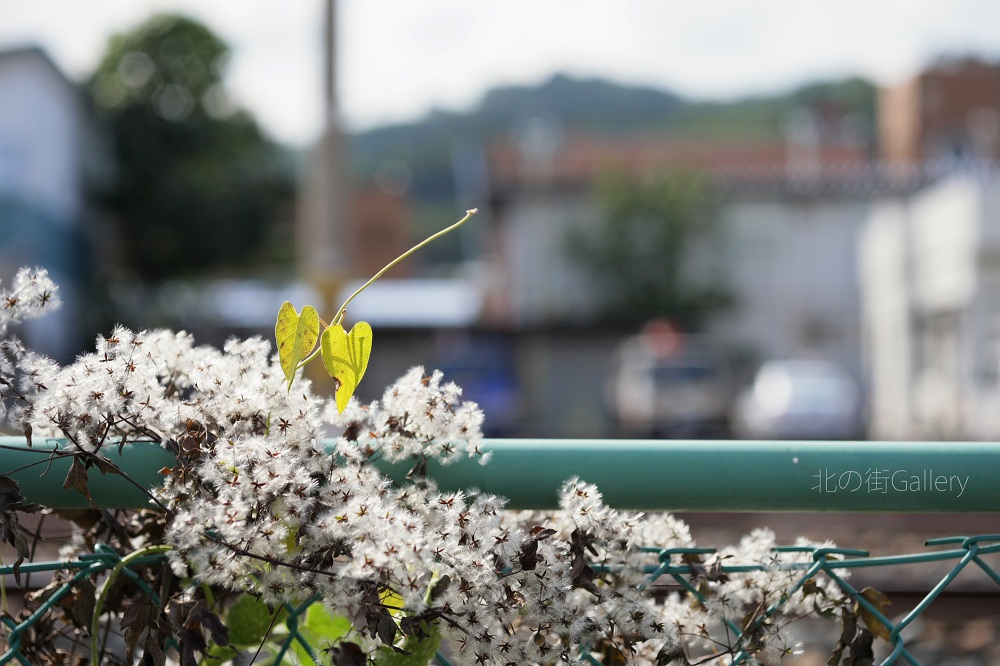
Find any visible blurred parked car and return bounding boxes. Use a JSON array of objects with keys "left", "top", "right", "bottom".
[
  {"left": 733, "top": 360, "right": 863, "bottom": 440},
  {"left": 608, "top": 322, "right": 731, "bottom": 438}
]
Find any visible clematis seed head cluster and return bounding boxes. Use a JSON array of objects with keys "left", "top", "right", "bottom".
[{"left": 0, "top": 268, "right": 846, "bottom": 665}]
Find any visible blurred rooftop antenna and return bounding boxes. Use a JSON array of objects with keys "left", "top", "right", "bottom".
[{"left": 296, "top": 0, "right": 353, "bottom": 309}]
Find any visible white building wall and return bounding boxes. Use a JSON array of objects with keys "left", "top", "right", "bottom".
[
  {"left": 907, "top": 178, "right": 981, "bottom": 437},
  {"left": 501, "top": 191, "right": 601, "bottom": 325},
  {"left": 859, "top": 200, "right": 913, "bottom": 439},
  {"left": 0, "top": 48, "right": 88, "bottom": 359},
  {"left": 964, "top": 269, "right": 1000, "bottom": 438},
  {"left": 860, "top": 172, "right": 1000, "bottom": 439},
  {"left": 715, "top": 197, "right": 870, "bottom": 380},
  {"left": 910, "top": 178, "right": 979, "bottom": 311},
  {"left": 0, "top": 50, "right": 85, "bottom": 224}
]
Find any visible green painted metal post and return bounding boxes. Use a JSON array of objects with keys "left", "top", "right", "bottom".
[{"left": 1, "top": 437, "right": 998, "bottom": 512}]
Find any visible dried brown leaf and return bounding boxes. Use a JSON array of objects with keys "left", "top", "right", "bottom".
[
  {"left": 122, "top": 602, "right": 160, "bottom": 661},
  {"left": 856, "top": 587, "right": 892, "bottom": 642},
  {"left": 63, "top": 455, "right": 97, "bottom": 508},
  {"left": 333, "top": 641, "right": 367, "bottom": 666},
  {"left": 849, "top": 628, "right": 875, "bottom": 665},
  {"left": 0, "top": 478, "right": 29, "bottom": 585},
  {"left": 0, "top": 476, "right": 25, "bottom": 509},
  {"left": 518, "top": 527, "right": 556, "bottom": 571},
  {"left": 58, "top": 579, "right": 96, "bottom": 629},
  {"left": 827, "top": 609, "right": 857, "bottom": 666}
]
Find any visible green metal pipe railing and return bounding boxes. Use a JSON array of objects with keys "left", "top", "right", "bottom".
[
  {"left": 2, "top": 437, "right": 998, "bottom": 512},
  {"left": 1, "top": 436, "right": 999, "bottom": 665}
]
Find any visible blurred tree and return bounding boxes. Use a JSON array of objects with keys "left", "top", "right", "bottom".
[
  {"left": 88, "top": 14, "right": 294, "bottom": 281},
  {"left": 568, "top": 171, "right": 731, "bottom": 330}
]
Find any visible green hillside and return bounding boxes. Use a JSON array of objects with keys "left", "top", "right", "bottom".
[{"left": 348, "top": 73, "right": 875, "bottom": 208}]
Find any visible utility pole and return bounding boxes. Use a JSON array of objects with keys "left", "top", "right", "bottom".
[{"left": 297, "top": 0, "right": 352, "bottom": 311}]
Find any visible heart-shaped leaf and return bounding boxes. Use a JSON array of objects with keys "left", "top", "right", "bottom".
[
  {"left": 321, "top": 321, "right": 373, "bottom": 413},
  {"left": 275, "top": 301, "right": 320, "bottom": 390}
]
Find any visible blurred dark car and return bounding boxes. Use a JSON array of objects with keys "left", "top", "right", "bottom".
[{"left": 733, "top": 360, "right": 863, "bottom": 440}]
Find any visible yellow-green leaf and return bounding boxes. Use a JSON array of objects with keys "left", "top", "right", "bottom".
[
  {"left": 302, "top": 603, "right": 352, "bottom": 649},
  {"left": 275, "top": 301, "right": 320, "bottom": 390},
  {"left": 321, "top": 321, "right": 373, "bottom": 412},
  {"left": 379, "top": 586, "right": 405, "bottom": 618},
  {"left": 226, "top": 593, "right": 274, "bottom": 647}
]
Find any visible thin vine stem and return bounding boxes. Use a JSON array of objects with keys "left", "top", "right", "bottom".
[
  {"left": 90, "top": 543, "right": 173, "bottom": 664},
  {"left": 299, "top": 208, "right": 478, "bottom": 368},
  {"left": 334, "top": 208, "right": 478, "bottom": 325}
]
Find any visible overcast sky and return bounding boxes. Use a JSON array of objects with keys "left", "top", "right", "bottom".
[{"left": 4, "top": 0, "right": 1000, "bottom": 146}]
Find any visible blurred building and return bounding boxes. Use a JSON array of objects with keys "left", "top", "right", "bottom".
[
  {"left": 862, "top": 59, "right": 1000, "bottom": 440},
  {"left": 879, "top": 57, "right": 1000, "bottom": 163},
  {"left": 862, "top": 173, "right": 1000, "bottom": 440},
  {"left": 0, "top": 46, "right": 107, "bottom": 359},
  {"left": 482, "top": 58, "right": 1000, "bottom": 439},
  {"left": 484, "top": 111, "right": 886, "bottom": 385}
]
